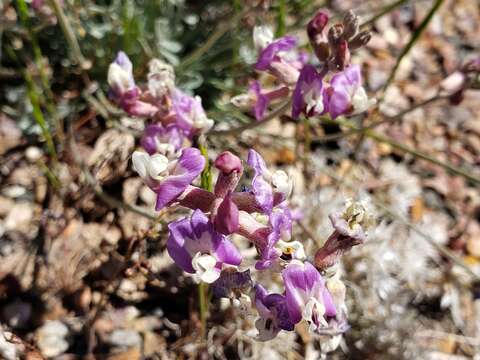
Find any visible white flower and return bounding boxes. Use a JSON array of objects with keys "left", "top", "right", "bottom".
[
  {"left": 132, "top": 151, "right": 170, "bottom": 181},
  {"left": 191, "top": 252, "right": 220, "bottom": 283},
  {"left": 277, "top": 240, "right": 306, "bottom": 260},
  {"left": 108, "top": 63, "right": 133, "bottom": 94},
  {"left": 253, "top": 25, "right": 274, "bottom": 51}
]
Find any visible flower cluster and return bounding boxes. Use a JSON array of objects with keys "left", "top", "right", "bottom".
[
  {"left": 132, "top": 142, "right": 373, "bottom": 342},
  {"left": 232, "top": 10, "right": 375, "bottom": 121},
  {"left": 110, "top": 7, "right": 375, "bottom": 347}
]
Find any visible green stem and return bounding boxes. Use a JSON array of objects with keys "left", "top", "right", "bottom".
[
  {"left": 25, "top": 72, "right": 57, "bottom": 163},
  {"left": 198, "top": 281, "right": 208, "bottom": 339}
]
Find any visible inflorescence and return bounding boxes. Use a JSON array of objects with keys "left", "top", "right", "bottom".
[{"left": 108, "top": 8, "right": 375, "bottom": 345}]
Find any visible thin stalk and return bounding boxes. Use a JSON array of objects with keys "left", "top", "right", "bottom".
[
  {"left": 25, "top": 72, "right": 57, "bottom": 162},
  {"left": 177, "top": 8, "right": 248, "bottom": 71},
  {"left": 47, "top": 0, "right": 89, "bottom": 69},
  {"left": 382, "top": 0, "right": 445, "bottom": 93},
  {"left": 197, "top": 136, "right": 211, "bottom": 339},
  {"left": 360, "top": 0, "right": 409, "bottom": 29},
  {"left": 317, "top": 117, "right": 480, "bottom": 185},
  {"left": 276, "top": 0, "right": 286, "bottom": 37},
  {"left": 198, "top": 281, "right": 208, "bottom": 339},
  {"left": 210, "top": 100, "right": 291, "bottom": 136}
]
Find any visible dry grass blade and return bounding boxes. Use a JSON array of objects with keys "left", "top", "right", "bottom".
[{"left": 381, "top": 0, "right": 445, "bottom": 93}]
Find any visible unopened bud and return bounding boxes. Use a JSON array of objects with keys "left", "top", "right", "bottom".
[
  {"left": 348, "top": 31, "right": 371, "bottom": 51},
  {"left": 331, "top": 39, "right": 350, "bottom": 71},
  {"left": 307, "top": 11, "right": 329, "bottom": 43},
  {"left": 328, "top": 24, "right": 344, "bottom": 47},
  {"left": 342, "top": 10, "right": 359, "bottom": 40},
  {"left": 215, "top": 151, "right": 243, "bottom": 174}
]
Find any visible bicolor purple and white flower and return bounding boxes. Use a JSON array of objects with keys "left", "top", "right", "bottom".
[
  {"left": 141, "top": 124, "right": 184, "bottom": 157},
  {"left": 132, "top": 147, "right": 205, "bottom": 211},
  {"left": 253, "top": 25, "right": 274, "bottom": 52},
  {"left": 167, "top": 209, "right": 242, "bottom": 283},
  {"left": 315, "top": 199, "right": 374, "bottom": 269},
  {"left": 255, "top": 35, "right": 301, "bottom": 85},
  {"left": 254, "top": 284, "right": 295, "bottom": 341},
  {"left": 292, "top": 64, "right": 326, "bottom": 119},
  {"left": 231, "top": 82, "right": 290, "bottom": 121},
  {"left": 282, "top": 261, "right": 337, "bottom": 332},
  {"left": 171, "top": 89, "right": 214, "bottom": 137},
  {"left": 247, "top": 149, "right": 293, "bottom": 214},
  {"left": 326, "top": 64, "right": 374, "bottom": 119},
  {"left": 256, "top": 204, "right": 296, "bottom": 270},
  {"left": 107, "top": 52, "right": 158, "bottom": 117}
]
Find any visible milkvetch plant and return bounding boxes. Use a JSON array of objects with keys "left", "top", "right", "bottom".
[{"left": 108, "top": 7, "right": 376, "bottom": 349}]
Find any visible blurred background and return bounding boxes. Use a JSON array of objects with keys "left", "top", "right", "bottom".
[{"left": 1, "top": 0, "right": 480, "bottom": 358}]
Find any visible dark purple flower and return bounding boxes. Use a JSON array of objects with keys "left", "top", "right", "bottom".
[
  {"left": 292, "top": 64, "right": 326, "bottom": 119},
  {"left": 132, "top": 147, "right": 205, "bottom": 211},
  {"left": 255, "top": 35, "right": 297, "bottom": 71},
  {"left": 282, "top": 261, "right": 337, "bottom": 332},
  {"left": 141, "top": 124, "right": 184, "bottom": 156},
  {"left": 167, "top": 209, "right": 242, "bottom": 283},
  {"left": 171, "top": 88, "right": 213, "bottom": 136},
  {"left": 254, "top": 284, "right": 295, "bottom": 341}
]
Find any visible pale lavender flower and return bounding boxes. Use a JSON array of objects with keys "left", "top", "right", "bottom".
[
  {"left": 141, "top": 124, "right": 184, "bottom": 156},
  {"left": 131, "top": 147, "right": 205, "bottom": 211},
  {"left": 254, "top": 284, "right": 295, "bottom": 341},
  {"left": 247, "top": 149, "right": 292, "bottom": 214},
  {"left": 255, "top": 35, "right": 298, "bottom": 71},
  {"left": 167, "top": 209, "right": 242, "bottom": 283},
  {"left": 108, "top": 52, "right": 158, "bottom": 117},
  {"left": 326, "top": 64, "right": 373, "bottom": 118},
  {"left": 282, "top": 261, "right": 337, "bottom": 332},
  {"left": 292, "top": 64, "right": 326, "bottom": 119},
  {"left": 171, "top": 89, "right": 214, "bottom": 136}
]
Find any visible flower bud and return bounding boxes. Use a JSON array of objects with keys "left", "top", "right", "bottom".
[
  {"left": 348, "top": 31, "right": 372, "bottom": 51},
  {"left": 307, "top": 11, "right": 329, "bottom": 43},
  {"left": 328, "top": 24, "right": 344, "bottom": 47},
  {"left": 342, "top": 10, "right": 359, "bottom": 40},
  {"left": 215, "top": 151, "right": 243, "bottom": 174}
]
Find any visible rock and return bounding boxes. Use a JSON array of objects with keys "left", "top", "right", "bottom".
[
  {"left": 109, "top": 329, "right": 142, "bottom": 349},
  {"left": 4, "top": 202, "right": 36, "bottom": 234},
  {"left": 0, "top": 115, "right": 22, "bottom": 156},
  {"left": 36, "top": 320, "right": 70, "bottom": 358}
]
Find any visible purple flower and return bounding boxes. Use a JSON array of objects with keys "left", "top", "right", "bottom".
[
  {"left": 255, "top": 36, "right": 297, "bottom": 71},
  {"left": 326, "top": 64, "right": 371, "bottom": 119},
  {"left": 108, "top": 52, "right": 158, "bottom": 117},
  {"left": 250, "top": 82, "right": 270, "bottom": 121},
  {"left": 282, "top": 261, "right": 337, "bottom": 332},
  {"left": 247, "top": 149, "right": 292, "bottom": 214},
  {"left": 315, "top": 199, "right": 374, "bottom": 269},
  {"left": 213, "top": 192, "right": 240, "bottom": 235},
  {"left": 254, "top": 284, "right": 295, "bottom": 341},
  {"left": 171, "top": 89, "right": 214, "bottom": 136},
  {"left": 141, "top": 124, "right": 184, "bottom": 156},
  {"left": 132, "top": 147, "right": 205, "bottom": 211},
  {"left": 256, "top": 204, "right": 294, "bottom": 270},
  {"left": 292, "top": 64, "right": 326, "bottom": 119},
  {"left": 167, "top": 209, "right": 242, "bottom": 283}
]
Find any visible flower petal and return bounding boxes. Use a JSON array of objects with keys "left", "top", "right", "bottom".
[{"left": 155, "top": 147, "right": 205, "bottom": 210}]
